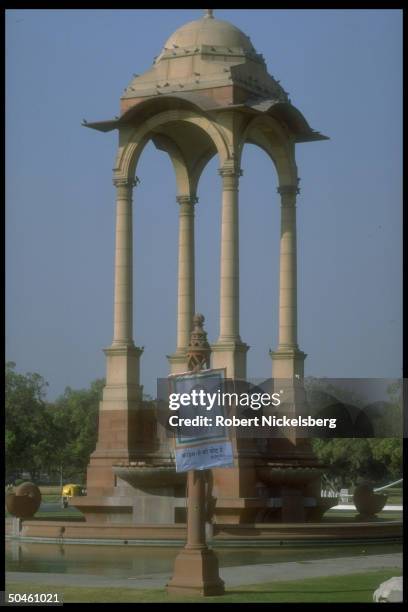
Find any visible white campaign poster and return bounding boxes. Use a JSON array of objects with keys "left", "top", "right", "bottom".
[{"left": 168, "top": 369, "right": 234, "bottom": 472}]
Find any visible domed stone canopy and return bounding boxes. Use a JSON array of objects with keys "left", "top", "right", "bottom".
[
  {"left": 80, "top": 8, "right": 332, "bottom": 533},
  {"left": 84, "top": 10, "right": 328, "bottom": 146},
  {"left": 120, "top": 9, "right": 290, "bottom": 113}
]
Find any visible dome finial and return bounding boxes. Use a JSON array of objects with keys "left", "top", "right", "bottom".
[{"left": 204, "top": 9, "right": 214, "bottom": 19}]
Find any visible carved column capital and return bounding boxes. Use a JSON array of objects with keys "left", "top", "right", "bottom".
[
  {"left": 176, "top": 195, "right": 198, "bottom": 217},
  {"left": 277, "top": 184, "right": 300, "bottom": 196},
  {"left": 219, "top": 164, "right": 243, "bottom": 190},
  {"left": 218, "top": 167, "right": 243, "bottom": 178},
  {"left": 277, "top": 183, "right": 300, "bottom": 205},
  {"left": 113, "top": 176, "right": 140, "bottom": 188},
  {"left": 113, "top": 176, "right": 140, "bottom": 198},
  {"left": 176, "top": 194, "right": 198, "bottom": 205}
]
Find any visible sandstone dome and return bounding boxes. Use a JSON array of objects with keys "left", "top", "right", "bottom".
[{"left": 162, "top": 12, "right": 255, "bottom": 54}]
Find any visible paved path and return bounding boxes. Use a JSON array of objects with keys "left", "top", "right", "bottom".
[
  {"left": 6, "top": 553, "right": 402, "bottom": 590},
  {"left": 332, "top": 504, "right": 402, "bottom": 511}
]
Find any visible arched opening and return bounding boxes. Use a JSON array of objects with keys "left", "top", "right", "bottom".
[
  {"left": 115, "top": 105, "right": 298, "bottom": 389},
  {"left": 133, "top": 140, "right": 178, "bottom": 397},
  {"left": 240, "top": 142, "right": 280, "bottom": 379},
  {"left": 194, "top": 154, "right": 221, "bottom": 345},
  {"left": 115, "top": 108, "right": 229, "bottom": 185},
  {"left": 122, "top": 112, "right": 226, "bottom": 396}
]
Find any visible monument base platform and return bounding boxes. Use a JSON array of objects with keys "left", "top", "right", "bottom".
[{"left": 7, "top": 519, "right": 402, "bottom": 546}]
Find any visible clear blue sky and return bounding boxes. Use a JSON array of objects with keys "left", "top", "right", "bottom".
[{"left": 6, "top": 9, "right": 402, "bottom": 399}]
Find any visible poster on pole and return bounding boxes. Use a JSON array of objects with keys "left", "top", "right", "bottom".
[{"left": 167, "top": 369, "right": 234, "bottom": 472}]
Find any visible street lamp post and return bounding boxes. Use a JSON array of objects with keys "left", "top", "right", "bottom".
[{"left": 166, "top": 314, "right": 225, "bottom": 596}]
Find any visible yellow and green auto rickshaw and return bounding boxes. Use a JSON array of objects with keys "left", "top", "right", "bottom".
[{"left": 61, "top": 484, "right": 84, "bottom": 508}]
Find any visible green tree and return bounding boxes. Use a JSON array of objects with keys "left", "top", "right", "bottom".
[
  {"left": 5, "top": 361, "right": 54, "bottom": 481},
  {"left": 48, "top": 379, "right": 104, "bottom": 482},
  {"left": 368, "top": 439, "right": 402, "bottom": 481},
  {"left": 307, "top": 377, "right": 402, "bottom": 487}
]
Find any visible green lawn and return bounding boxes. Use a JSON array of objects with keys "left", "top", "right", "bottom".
[
  {"left": 382, "top": 487, "right": 402, "bottom": 505},
  {"left": 5, "top": 509, "right": 84, "bottom": 521},
  {"left": 326, "top": 510, "right": 402, "bottom": 521},
  {"left": 30, "top": 512, "right": 85, "bottom": 521},
  {"left": 5, "top": 569, "right": 401, "bottom": 603}
]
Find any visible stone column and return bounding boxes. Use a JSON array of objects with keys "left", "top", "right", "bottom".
[
  {"left": 218, "top": 164, "right": 241, "bottom": 342},
  {"left": 269, "top": 184, "right": 314, "bottom": 468},
  {"left": 271, "top": 184, "right": 306, "bottom": 380},
  {"left": 277, "top": 184, "right": 298, "bottom": 350},
  {"left": 112, "top": 177, "right": 136, "bottom": 346},
  {"left": 212, "top": 162, "right": 248, "bottom": 378},
  {"left": 102, "top": 176, "right": 143, "bottom": 398},
  {"left": 168, "top": 195, "right": 197, "bottom": 374},
  {"left": 85, "top": 175, "right": 144, "bottom": 494},
  {"left": 211, "top": 164, "right": 252, "bottom": 522}
]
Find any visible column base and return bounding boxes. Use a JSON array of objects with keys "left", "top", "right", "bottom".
[
  {"left": 270, "top": 347, "right": 308, "bottom": 445},
  {"left": 104, "top": 343, "right": 143, "bottom": 388},
  {"left": 270, "top": 346, "right": 306, "bottom": 379},
  {"left": 86, "top": 342, "right": 145, "bottom": 492},
  {"left": 211, "top": 340, "right": 249, "bottom": 378},
  {"left": 166, "top": 547, "right": 225, "bottom": 596},
  {"left": 167, "top": 351, "right": 188, "bottom": 375}
]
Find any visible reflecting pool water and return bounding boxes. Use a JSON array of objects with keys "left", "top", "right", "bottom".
[{"left": 5, "top": 541, "right": 402, "bottom": 578}]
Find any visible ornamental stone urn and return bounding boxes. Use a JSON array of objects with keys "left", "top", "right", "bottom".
[
  {"left": 353, "top": 482, "right": 387, "bottom": 520},
  {"left": 6, "top": 482, "right": 42, "bottom": 519}
]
